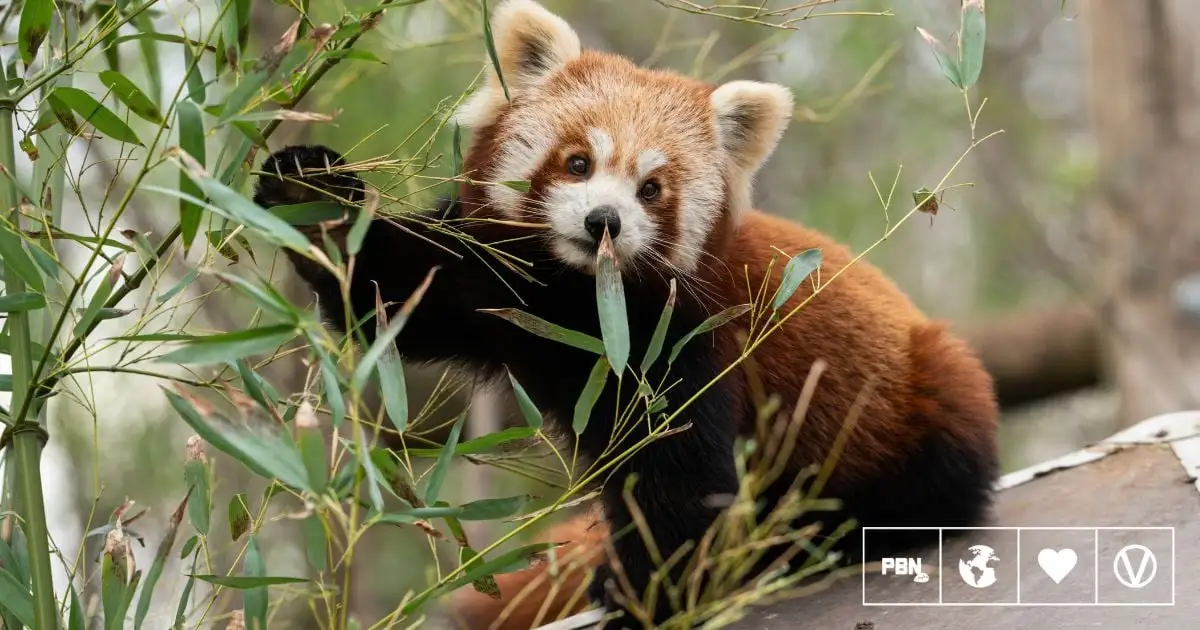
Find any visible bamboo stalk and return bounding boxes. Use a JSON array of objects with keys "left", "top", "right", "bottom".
[{"left": 0, "top": 95, "right": 58, "bottom": 630}]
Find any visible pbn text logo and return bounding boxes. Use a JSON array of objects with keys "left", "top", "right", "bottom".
[{"left": 881, "top": 556, "right": 930, "bottom": 584}]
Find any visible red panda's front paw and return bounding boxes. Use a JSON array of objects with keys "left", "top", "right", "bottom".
[{"left": 253, "top": 144, "right": 365, "bottom": 209}]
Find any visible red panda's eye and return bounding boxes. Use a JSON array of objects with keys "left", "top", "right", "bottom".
[
  {"left": 566, "top": 155, "right": 590, "bottom": 176},
  {"left": 639, "top": 180, "right": 660, "bottom": 201}
]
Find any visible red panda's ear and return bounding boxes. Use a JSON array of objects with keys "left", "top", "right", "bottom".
[
  {"left": 456, "top": 0, "right": 581, "bottom": 129},
  {"left": 711, "top": 81, "right": 794, "bottom": 217}
]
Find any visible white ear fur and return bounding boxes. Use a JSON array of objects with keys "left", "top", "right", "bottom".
[
  {"left": 711, "top": 80, "right": 793, "bottom": 216},
  {"left": 456, "top": 0, "right": 582, "bottom": 129}
]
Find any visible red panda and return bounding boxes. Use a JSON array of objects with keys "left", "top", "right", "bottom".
[{"left": 253, "top": 0, "right": 999, "bottom": 627}]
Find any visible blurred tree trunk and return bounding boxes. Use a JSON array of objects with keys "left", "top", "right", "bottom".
[{"left": 1082, "top": 0, "right": 1200, "bottom": 425}]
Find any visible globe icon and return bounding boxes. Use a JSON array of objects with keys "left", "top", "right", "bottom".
[{"left": 957, "top": 544, "right": 999, "bottom": 588}]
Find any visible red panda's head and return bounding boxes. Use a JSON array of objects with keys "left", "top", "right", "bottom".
[{"left": 455, "top": 0, "right": 793, "bottom": 275}]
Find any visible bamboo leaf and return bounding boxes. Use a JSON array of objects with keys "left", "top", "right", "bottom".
[
  {"left": 669, "top": 304, "right": 751, "bottom": 365},
  {"left": 506, "top": 369, "right": 543, "bottom": 430},
  {"left": 147, "top": 174, "right": 311, "bottom": 252},
  {"left": 183, "top": 442, "right": 212, "bottom": 536},
  {"left": 189, "top": 574, "right": 312, "bottom": 589},
  {"left": 350, "top": 268, "right": 438, "bottom": 393},
  {"left": 0, "top": 567, "right": 34, "bottom": 628},
  {"left": 176, "top": 101, "right": 206, "bottom": 250},
  {"left": 771, "top": 248, "right": 822, "bottom": 311},
  {"left": 0, "top": 219, "right": 45, "bottom": 293},
  {"left": 99, "top": 71, "right": 164, "bottom": 124},
  {"left": 269, "top": 201, "right": 346, "bottom": 225},
  {"left": 296, "top": 402, "right": 328, "bottom": 494},
  {"left": 133, "top": 493, "right": 189, "bottom": 630},
  {"left": 0, "top": 292, "right": 46, "bottom": 313},
  {"left": 402, "top": 427, "right": 537, "bottom": 458},
  {"left": 300, "top": 515, "right": 327, "bottom": 572},
  {"left": 227, "top": 493, "right": 251, "bottom": 541},
  {"left": 401, "top": 542, "right": 559, "bottom": 615},
  {"left": 424, "top": 412, "right": 466, "bottom": 506},
  {"left": 51, "top": 86, "right": 143, "bottom": 146},
  {"left": 958, "top": 0, "right": 986, "bottom": 89},
  {"left": 74, "top": 253, "right": 125, "bottom": 338},
  {"left": 243, "top": 534, "right": 267, "bottom": 630},
  {"left": 640, "top": 279, "right": 676, "bottom": 373},
  {"left": 17, "top": 0, "right": 52, "bottom": 66},
  {"left": 480, "top": 308, "right": 604, "bottom": 355},
  {"left": 595, "top": 229, "right": 630, "bottom": 374},
  {"left": 481, "top": 0, "right": 510, "bottom": 100},
  {"left": 917, "top": 27, "right": 963, "bottom": 89},
  {"left": 573, "top": 356, "right": 610, "bottom": 434},
  {"left": 166, "top": 388, "right": 312, "bottom": 491},
  {"left": 158, "top": 324, "right": 296, "bottom": 365}
]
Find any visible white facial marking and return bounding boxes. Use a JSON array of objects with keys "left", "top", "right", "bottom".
[
  {"left": 636, "top": 149, "right": 667, "bottom": 180},
  {"left": 544, "top": 172, "right": 656, "bottom": 271},
  {"left": 588, "top": 128, "right": 615, "bottom": 166}
]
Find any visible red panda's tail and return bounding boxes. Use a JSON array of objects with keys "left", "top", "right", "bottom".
[{"left": 448, "top": 512, "right": 608, "bottom": 629}]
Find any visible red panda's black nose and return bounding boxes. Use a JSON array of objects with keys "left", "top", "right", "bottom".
[{"left": 584, "top": 206, "right": 621, "bottom": 241}]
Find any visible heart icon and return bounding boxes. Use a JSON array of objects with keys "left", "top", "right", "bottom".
[{"left": 1037, "top": 548, "right": 1078, "bottom": 584}]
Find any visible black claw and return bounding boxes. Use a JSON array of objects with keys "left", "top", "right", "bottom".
[{"left": 253, "top": 144, "right": 365, "bottom": 208}]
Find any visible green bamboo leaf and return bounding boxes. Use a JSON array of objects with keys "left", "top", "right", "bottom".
[
  {"left": 157, "top": 267, "right": 199, "bottom": 305},
  {"left": 350, "top": 268, "right": 438, "bottom": 393},
  {"left": 595, "top": 230, "right": 630, "bottom": 374},
  {"left": 506, "top": 369, "right": 543, "bottom": 429},
  {"left": 573, "top": 356, "right": 611, "bottom": 434},
  {"left": 51, "top": 86, "right": 143, "bottom": 146},
  {"left": 17, "top": 0, "right": 52, "bottom": 66},
  {"left": 300, "top": 515, "right": 327, "bottom": 572},
  {"left": 173, "top": 559, "right": 197, "bottom": 629},
  {"left": 0, "top": 292, "right": 45, "bottom": 313},
  {"left": 228, "top": 493, "right": 251, "bottom": 541},
  {"left": 357, "top": 428, "right": 386, "bottom": 513},
  {"left": 243, "top": 534, "right": 268, "bottom": 630},
  {"left": 640, "top": 278, "right": 676, "bottom": 373},
  {"left": 183, "top": 46, "right": 207, "bottom": 102},
  {"left": 146, "top": 175, "right": 311, "bottom": 253},
  {"left": 189, "top": 574, "right": 311, "bottom": 589},
  {"left": 232, "top": 358, "right": 280, "bottom": 413},
  {"left": 668, "top": 304, "right": 751, "bottom": 365},
  {"left": 158, "top": 324, "right": 296, "bottom": 365},
  {"left": 346, "top": 201, "right": 373, "bottom": 257},
  {"left": 74, "top": 253, "right": 125, "bottom": 338},
  {"left": 68, "top": 580, "right": 84, "bottom": 630},
  {"left": 132, "top": 14, "right": 163, "bottom": 105},
  {"left": 402, "top": 427, "right": 537, "bottom": 458},
  {"left": 179, "top": 536, "right": 198, "bottom": 560},
  {"left": 958, "top": 0, "right": 986, "bottom": 89},
  {"left": 425, "top": 412, "right": 467, "bottom": 506},
  {"left": 313, "top": 344, "right": 346, "bottom": 428},
  {"left": 456, "top": 494, "right": 531, "bottom": 521},
  {"left": 99, "top": 71, "right": 164, "bottom": 124},
  {"left": 298, "top": 408, "right": 331, "bottom": 492},
  {"left": 771, "top": 248, "right": 822, "bottom": 311},
  {"left": 166, "top": 388, "right": 312, "bottom": 492},
  {"left": 269, "top": 201, "right": 346, "bottom": 225},
  {"left": 0, "top": 567, "right": 34, "bottom": 628},
  {"left": 213, "top": 271, "right": 297, "bottom": 321},
  {"left": 480, "top": 308, "right": 604, "bottom": 355},
  {"left": 481, "top": 0, "right": 510, "bottom": 100},
  {"left": 917, "top": 27, "right": 963, "bottom": 89},
  {"left": 176, "top": 100, "right": 206, "bottom": 250},
  {"left": 401, "top": 542, "right": 559, "bottom": 615},
  {"left": 501, "top": 180, "right": 531, "bottom": 192},
  {"left": 133, "top": 493, "right": 189, "bottom": 630},
  {"left": 0, "top": 219, "right": 45, "bottom": 293},
  {"left": 183, "top": 445, "right": 212, "bottom": 536}
]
